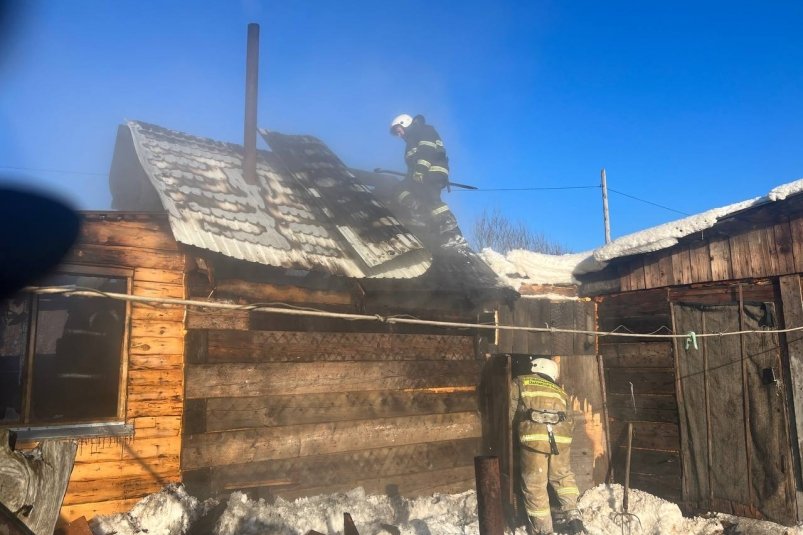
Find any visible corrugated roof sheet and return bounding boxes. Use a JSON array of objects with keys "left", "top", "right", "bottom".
[{"left": 125, "top": 121, "right": 431, "bottom": 278}]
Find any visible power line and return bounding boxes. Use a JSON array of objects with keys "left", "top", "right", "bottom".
[{"left": 608, "top": 187, "right": 689, "bottom": 216}]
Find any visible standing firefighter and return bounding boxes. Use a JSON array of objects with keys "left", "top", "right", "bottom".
[
  {"left": 509, "top": 357, "right": 586, "bottom": 535},
  {"left": 388, "top": 113, "right": 466, "bottom": 247}
]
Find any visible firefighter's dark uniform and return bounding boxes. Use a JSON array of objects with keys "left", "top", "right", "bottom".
[
  {"left": 510, "top": 373, "right": 581, "bottom": 534},
  {"left": 395, "top": 116, "right": 461, "bottom": 241}
]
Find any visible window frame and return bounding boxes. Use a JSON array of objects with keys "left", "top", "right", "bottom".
[{"left": 7, "top": 263, "right": 134, "bottom": 436}]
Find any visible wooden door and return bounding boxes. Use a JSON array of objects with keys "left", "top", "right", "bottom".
[{"left": 673, "top": 301, "right": 797, "bottom": 523}]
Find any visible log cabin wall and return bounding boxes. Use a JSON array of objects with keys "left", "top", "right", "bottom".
[
  {"left": 53, "top": 213, "right": 186, "bottom": 522},
  {"left": 180, "top": 269, "right": 487, "bottom": 499}
]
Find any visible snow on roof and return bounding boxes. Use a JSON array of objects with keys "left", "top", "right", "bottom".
[
  {"left": 593, "top": 177, "right": 803, "bottom": 262},
  {"left": 480, "top": 177, "right": 803, "bottom": 286},
  {"left": 479, "top": 248, "right": 605, "bottom": 288}
]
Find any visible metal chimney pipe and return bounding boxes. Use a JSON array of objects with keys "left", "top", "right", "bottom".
[{"left": 243, "top": 23, "right": 260, "bottom": 186}]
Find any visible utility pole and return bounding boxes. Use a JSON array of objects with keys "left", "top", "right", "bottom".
[{"left": 601, "top": 168, "right": 611, "bottom": 244}]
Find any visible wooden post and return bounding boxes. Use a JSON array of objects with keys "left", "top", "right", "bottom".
[
  {"left": 601, "top": 168, "right": 611, "bottom": 244},
  {"left": 474, "top": 456, "right": 504, "bottom": 535},
  {"left": 779, "top": 274, "right": 803, "bottom": 492}
]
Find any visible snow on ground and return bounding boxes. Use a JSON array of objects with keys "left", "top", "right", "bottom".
[{"left": 89, "top": 483, "right": 803, "bottom": 535}]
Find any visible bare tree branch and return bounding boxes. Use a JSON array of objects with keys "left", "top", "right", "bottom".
[{"left": 469, "top": 208, "right": 569, "bottom": 254}]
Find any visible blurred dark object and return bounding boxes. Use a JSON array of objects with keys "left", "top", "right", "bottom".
[{"left": 0, "top": 187, "right": 80, "bottom": 299}]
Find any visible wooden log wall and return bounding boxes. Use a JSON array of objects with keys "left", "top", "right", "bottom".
[
  {"left": 495, "top": 297, "right": 606, "bottom": 493},
  {"left": 56, "top": 214, "right": 186, "bottom": 522},
  {"left": 181, "top": 277, "right": 485, "bottom": 499},
  {"left": 581, "top": 205, "right": 803, "bottom": 296}
]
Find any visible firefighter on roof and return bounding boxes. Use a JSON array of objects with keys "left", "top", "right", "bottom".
[
  {"left": 510, "top": 356, "right": 586, "bottom": 535},
  {"left": 388, "top": 113, "right": 466, "bottom": 247}
]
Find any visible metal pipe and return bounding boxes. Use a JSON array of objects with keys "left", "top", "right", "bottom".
[
  {"left": 243, "top": 23, "right": 260, "bottom": 186},
  {"left": 474, "top": 455, "right": 504, "bottom": 535}
]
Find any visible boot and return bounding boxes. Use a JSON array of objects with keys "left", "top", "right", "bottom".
[
  {"left": 563, "top": 518, "right": 586, "bottom": 534},
  {"left": 526, "top": 516, "right": 552, "bottom": 535}
]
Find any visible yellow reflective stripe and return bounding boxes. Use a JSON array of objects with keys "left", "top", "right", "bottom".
[
  {"left": 522, "top": 377, "right": 566, "bottom": 395},
  {"left": 431, "top": 205, "right": 450, "bottom": 216},
  {"left": 418, "top": 140, "right": 438, "bottom": 149},
  {"left": 557, "top": 486, "right": 579, "bottom": 496},
  {"left": 521, "top": 391, "right": 566, "bottom": 403},
  {"left": 406, "top": 147, "right": 417, "bottom": 158},
  {"left": 521, "top": 434, "right": 572, "bottom": 444},
  {"left": 526, "top": 507, "right": 551, "bottom": 518},
  {"left": 416, "top": 159, "right": 432, "bottom": 168},
  {"left": 429, "top": 165, "right": 449, "bottom": 174},
  {"left": 435, "top": 139, "right": 444, "bottom": 147},
  {"left": 397, "top": 191, "right": 411, "bottom": 201}
]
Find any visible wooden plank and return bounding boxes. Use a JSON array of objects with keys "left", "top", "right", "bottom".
[
  {"left": 64, "top": 243, "right": 184, "bottom": 271},
  {"left": 790, "top": 215, "right": 803, "bottom": 273},
  {"left": 78, "top": 219, "right": 179, "bottom": 251},
  {"left": 550, "top": 300, "right": 576, "bottom": 356},
  {"left": 130, "top": 304, "right": 185, "bottom": 323},
  {"left": 274, "top": 464, "right": 475, "bottom": 501},
  {"left": 601, "top": 342, "right": 673, "bottom": 368},
  {"left": 605, "top": 368, "right": 675, "bottom": 395},
  {"left": 134, "top": 267, "right": 184, "bottom": 285},
  {"left": 130, "top": 319, "right": 184, "bottom": 339},
  {"left": 205, "top": 389, "right": 478, "bottom": 431},
  {"left": 131, "top": 416, "right": 182, "bottom": 438},
  {"left": 185, "top": 360, "right": 482, "bottom": 399},
  {"left": 72, "top": 436, "right": 180, "bottom": 463},
  {"left": 67, "top": 457, "right": 180, "bottom": 483},
  {"left": 630, "top": 472, "right": 681, "bottom": 501},
  {"left": 185, "top": 309, "right": 250, "bottom": 330},
  {"left": 63, "top": 467, "right": 180, "bottom": 505},
  {"left": 609, "top": 420, "right": 679, "bottom": 452},
  {"left": 132, "top": 280, "right": 185, "bottom": 299},
  {"left": 182, "top": 412, "right": 481, "bottom": 469},
  {"left": 205, "top": 330, "right": 475, "bottom": 363},
  {"left": 607, "top": 394, "right": 679, "bottom": 423},
  {"left": 642, "top": 252, "right": 663, "bottom": 289},
  {"left": 612, "top": 447, "right": 681, "bottom": 478},
  {"left": 672, "top": 246, "right": 693, "bottom": 285},
  {"left": 745, "top": 226, "right": 772, "bottom": 278},
  {"left": 128, "top": 353, "right": 183, "bottom": 371},
  {"left": 208, "top": 438, "right": 481, "bottom": 491},
  {"left": 728, "top": 232, "right": 752, "bottom": 280},
  {"left": 773, "top": 221, "right": 796, "bottom": 275},
  {"left": 126, "top": 398, "right": 183, "bottom": 418},
  {"left": 779, "top": 274, "right": 803, "bottom": 485},
  {"left": 629, "top": 260, "right": 647, "bottom": 291},
  {"left": 708, "top": 236, "right": 733, "bottom": 281},
  {"left": 129, "top": 336, "right": 183, "bottom": 355},
  {"left": 688, "top": 240, "right": 712, "bottom": 283},
  {"left": 60, "top": 498, "right": 142, "bottom": 524},
  {"left": 212, "top": 279, "right": 352, "bottom": 307},
  {"left": 127, "top": 368, "right": 183, "bottom": 388}
]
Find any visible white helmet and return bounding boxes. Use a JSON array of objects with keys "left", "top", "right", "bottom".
[
  {"left": 531, "top": 358, "right": 558, "bottom": 381},
  {"left": 389, "top": 113, "right": 413, "bottom": 134}
]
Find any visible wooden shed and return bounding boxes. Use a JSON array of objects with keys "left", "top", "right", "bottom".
[
  {"left": 577, "top": 182, "right": 803, "bottom": 525},
  {"left": 0, "top": 121, "right": 518, "bottom": 524}
]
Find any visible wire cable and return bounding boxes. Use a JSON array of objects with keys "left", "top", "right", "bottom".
[{"left": 24, "top": 285, "right": 803, "bottom": 342}]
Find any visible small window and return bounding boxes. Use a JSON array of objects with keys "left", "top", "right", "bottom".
[{"left": 0, "top": 269, "right": 129, "bottom": 426}]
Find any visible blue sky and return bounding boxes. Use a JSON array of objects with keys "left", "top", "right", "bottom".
[{"left": 1, "top": 1, "right": 802, "bottom": 252}]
